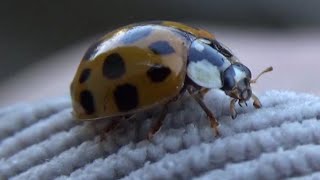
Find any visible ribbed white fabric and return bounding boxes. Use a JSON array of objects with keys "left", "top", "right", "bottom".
[{"left": 0, "top": 90, "right": 320, "bottom": 180}]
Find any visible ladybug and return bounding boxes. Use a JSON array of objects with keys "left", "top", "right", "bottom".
[{"left": 70, "top": 21, "right": 272, "bottom": 137}]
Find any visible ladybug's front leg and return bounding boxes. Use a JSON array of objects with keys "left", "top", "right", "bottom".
[
  {"left": 187, "top": 86, "right": 220, "bottom": 136},
  {"left": 230, "top": 98, "right": 238, "bottom": 119},
  {"left": 251, "top": 93, "right": 262, "bottom": 109}
]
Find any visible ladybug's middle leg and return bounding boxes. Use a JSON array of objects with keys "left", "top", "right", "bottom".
[
  {"left": 198, "top": 87, "right": 210, "bottom": 99},
  {"left": 187, "top": 86, "right": 220, "bottom": 136}
]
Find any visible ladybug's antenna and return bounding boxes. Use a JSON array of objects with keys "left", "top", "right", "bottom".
[{"left": 250, "top": 66, "right": 273, "bottom": 84}]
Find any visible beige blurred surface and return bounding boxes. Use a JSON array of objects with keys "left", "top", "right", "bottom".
[{"left": 0, "top": 25, "right": 319, "bottom": 108}]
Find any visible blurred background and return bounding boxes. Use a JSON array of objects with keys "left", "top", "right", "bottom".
[{"left": 1, "top": 0, "right": 320, "bottom": 108}]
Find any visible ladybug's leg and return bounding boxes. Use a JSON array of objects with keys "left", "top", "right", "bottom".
[
  {"left": 198, "top": 88, "right": 210, "bottom": 99},
  {"left": 105, "top": 115, "right": 136, "bottom": 131},
  {"left": 251, "top": 93, "right": 262, "bottom": 109},
  {"left": 100, "top": 114, "right": 135, "bottom": 141},
  {"left": 187, "top": 86, "right": 220, "bottom": 136},
  {"left": 99, "top": 119, "right": 121, "bottom": 141},
  {"left": 148, "top": 104, "right": 169, "bottom": 140},
  {"left": 103, "top": 119, "right": 121, "bottom": 133},
  {"left": 230, "top": 98, "right": 238, "bottom": 119}
]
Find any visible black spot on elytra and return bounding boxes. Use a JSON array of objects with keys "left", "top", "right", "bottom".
[
  {"left": 79, "top": 68, "right": 91, "bottom": 83},
  {"left": 103, "top": 53, "right": 126, "bottom": 79},
  {"left": 114, "top": 84, "right": 139, "bottom": 111},
  {"left": 121, "top": 27, "right": 152, "bottom": 44},
  {"left": 147, "top": 64, "right": 171, "bottom": 82},
  {"left": 80, "top": 90, "right": 95, "bottom": 115},
  {"left": 82, "top": 39, "right": 102, "bottom": 61},
  {"left": 149, "top": 41, "right": 175, "bottom": 55}
]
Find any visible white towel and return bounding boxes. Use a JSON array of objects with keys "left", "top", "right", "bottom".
[{"left": 1, "top": 90, "right": 320, "bottom": 180}]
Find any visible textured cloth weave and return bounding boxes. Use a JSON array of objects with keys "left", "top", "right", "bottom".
[{"left": 1, "top": 90, "right": 320, "bottom": 180}]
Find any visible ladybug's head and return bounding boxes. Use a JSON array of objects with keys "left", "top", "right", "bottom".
[
  {"left": 222, "top": 63, "right": 273, "bottom": 105},
  {"left": 186, "top": 38, "right": 272, "bottom": 109},
  {"left": 222, "top": 63, "right": 252, "bottom": 101}
]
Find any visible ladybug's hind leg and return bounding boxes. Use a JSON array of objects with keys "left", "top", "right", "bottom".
[
  {"left": 148, "top": 104, "right": 169, "bottom": 140},
  {"left": 187, "top": 86, "right": 220, "bottom": 136},
  {"left": 100, "top": 114, "right": 135, "bottom": 141}
]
